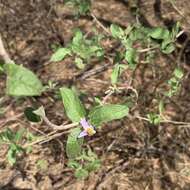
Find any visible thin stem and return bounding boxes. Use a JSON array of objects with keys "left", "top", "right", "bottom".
[
  {"left": 41, "top": 115, "right": 78, "bottom": 130},
  {"left": 91, "top": 13, "right": 110, "bottom": 35},
  {"left": 137, "top": 46, "right": 158, "bottom": 53}
]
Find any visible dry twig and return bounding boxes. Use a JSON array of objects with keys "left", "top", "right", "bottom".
[{"left": 0, "top": 34, "right": 13, "bottom": 64}]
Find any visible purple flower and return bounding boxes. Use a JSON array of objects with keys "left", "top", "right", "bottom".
[{"left": 78, "top": 118, "right": 96, "bottom": 138}]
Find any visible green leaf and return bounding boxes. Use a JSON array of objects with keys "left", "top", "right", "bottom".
[
  {"left": 161, "top": 43, "right": 175, "bottom": 54},
  {"left": 111, "top": 64, "right": 126, "bottom": 85},
  {"left": 171, "top": 22, "right": 180, "bottom": 39},
  {"left": 60, "top": 87, "right": 86, "bottom": 122},
  {"left": 14, "top": 128, "right": 25, "bottom": 143},
  {"left": 174, "top": 68, "right": 183, "bottom": 79},
  {"left": 1, "top": 128, "right": 14, "bottom": 142},
  {"left": 66, "top": 128, "right": 83, "bottom": 159},
  {"left": 72, "top": 30, "right": 83, "bottom": 45},
  {"left": 78, "top": 0, "right": 91, "bottom": 15},
  {"left": 147, "top": 113, "right": 161, "bottom": 125},
  {"left": 129, "top": 29, "right": 144, "bottom": 41},
  {"left": 75, "top": 57, "right": 85, "bottom": 69},
  {"left": 89, "top": 104, "right": 129, "bottom": 127},
  {"left": 0, "top": 64, "right": 4, "bottom": 73},
  {"left": 4, "top": 63, "right": 43, "bottom": 96},
  {"left": 7, "top": 148, "right": 16, "bottom": 166},
  {"left": 110, "top": 24, "right": 124, "bottom": 39},
  {"left": 65, "top": 0, "right": 91, "bottom": 15},
  {"left": 149, "top": 27, "right": 170, "bottom": 39},
  {"left": 50, "top": 48, "right": 71, "bottom": 62},
  {"left": 24, "top": 107, "right": 41, "bottom": 123},
  {"left": 74, "top": 168, "right": 89, "bottom": 179},
  {"left": 7, "top": 143, "right": 23, "bottom": 166},
  {"left": 124, "top": 24, "right": 134, "bottom": 36},
  {"left": 125, "top": 48, "right": 137, "bottom": 68},
  {"left": 159, "top": 100, "right": 164, "bottom": 114},
  {"left": 71, "top": 29, "right": 103, "bottom": 61},
  {"left": 85, "top": 160, "right": 101, "bottom": 172}
]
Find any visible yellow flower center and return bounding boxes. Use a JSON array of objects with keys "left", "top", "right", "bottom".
[{"left": 86, "top": 127, "right": 96, "bottom": 136}]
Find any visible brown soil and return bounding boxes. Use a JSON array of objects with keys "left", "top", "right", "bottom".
[{"left": 1, "top": 0, "right": 190, "bottom": 189}]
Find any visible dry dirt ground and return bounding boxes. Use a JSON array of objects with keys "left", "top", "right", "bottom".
[{"left": 1, "top": 0, "right": 190, "bottom": 189}]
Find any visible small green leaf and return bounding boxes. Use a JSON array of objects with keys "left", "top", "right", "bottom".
[
  {"left": 161, "top": 43, "right": 175, "bottom": 54},
  {"left": 89, "top": 104, "right": 129, "bottom": 127},
  {"left": 4, "top": 63, "right": 43, "bottom": 96},
  {"left": 0, "top": 64, "right": 4, "bottom": 73},
  {"left": 149, "top": 27, "right": 170, "bottom": 39},
  {"left": 74, "top": 168, "right": 89, "bottom": 179},
  {"left": 70, "top": 29, "right": 103, "bottom": 61},
  {"left": 171, "top": 22, "right": 180, "bottom": 39},
  {"left": 24, "top": 107, "right": 41, "bottom": 123},
  {"left": 72, "top": 30, "right": 83, "bottom": 45},
  {"left": 124, "top": 24, "right": 134, "bottom": 36},
  {"left": 1, "top": 128, "right": 14, "bottom": 142},
  {"left": 66, "top": 128, "right": 83, "bottom": 159},
  {"left": 7, "top": 148, "right": 16, "bottom": 166},
  {"left": 14, "top": 128, "right": 25, "bottom": 143},
  {"left": 110, "top": 24, "right": 124, "bottom": 39},
  {"left": 174, "top": 68, "right": 183, "bottom": 79},
  {"left": 75, "top": 57, "right": 85, "bottom": 69},
  {"left": 125, "top": 48, "right": 137, "bottom": 68},
  {"left": 147, "top": 113, "right": 161, "bottom": 125},
  {"left": 65, "top": 0, "right": 91, "bottom": 15},
  {"left": 111, "top": 64, "right": 126, "bottom": 85},
  {"left": 60, "top": 87, "right": 86, "bottom": 122},
  {"left": 7, "top": 144, "right": 24, "bottom": 166},
  {"left": 159, "top": 100, "right": 164, "bottom": 114},
  {"left": 129, "top": 29, "right": 144, "bottom": 41},
  {"left": 50, "top": 48, "right": 71, "bottom": 62},
  {"left": 85, "top": 160, "right": 101, "bottom": 172}
]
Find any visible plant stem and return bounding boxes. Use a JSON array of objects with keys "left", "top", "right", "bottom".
[
  {"left": 91, "top": 13, "right": 110, "bottom": 35},
  {"left": 41, "top": 114, "right": 78, "bottom": 130}
]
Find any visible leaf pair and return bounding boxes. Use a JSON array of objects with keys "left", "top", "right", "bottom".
[
  {"left": 60, "top": 87, "right": 129, "bottom": 127},
  {"left": 50, "top": 30, "right": 104, "bottom": 69},
  {"left": 68, "top": 148, "right": 101, "bottom": 179},
  {"left": 60, "top": 87, "right": 129, "bottom": 158},
  {"left": 149, "top": 26, "right": 179, "bottom": 54}
]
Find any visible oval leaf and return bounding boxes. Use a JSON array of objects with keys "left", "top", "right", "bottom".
[
  {"left": 125, "top": 48, "right": 137, "bottom": 68},
  {"left": 60, "top": 87, "right": 86, "bottom": 122},
  {"left": 66, "top": 128, "right": 83, "bottom": 158},
  {"left": 74, "top": 168, "right": 89, "bottom": 179},
  {"left": 161, "top": 43, "right": 175, "bottom": 54},
  {"left": 110, "top": 24, "right": 124, "bottom": 39},
  {"left": 4, "top": 63, "right": 43, "bottom": 96},
  {"left": 149, "top": 27, "right": 170, "bottom": 40},
  {"left": 50, "top": 48, "right": 71, "bottom": 62},
  {"left": 89, "top": 104, "right": 129, "bottom": 127},
  {"left": 24, "top": 107, "right": 41, "bottom": 123}
]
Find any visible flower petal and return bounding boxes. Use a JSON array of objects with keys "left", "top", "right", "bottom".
[
  {"left": 80, "top": 118, "right": 90, "bottom": 130},
  {"left": 78, "top": 130, "right": 88, "bottom": 138}
]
